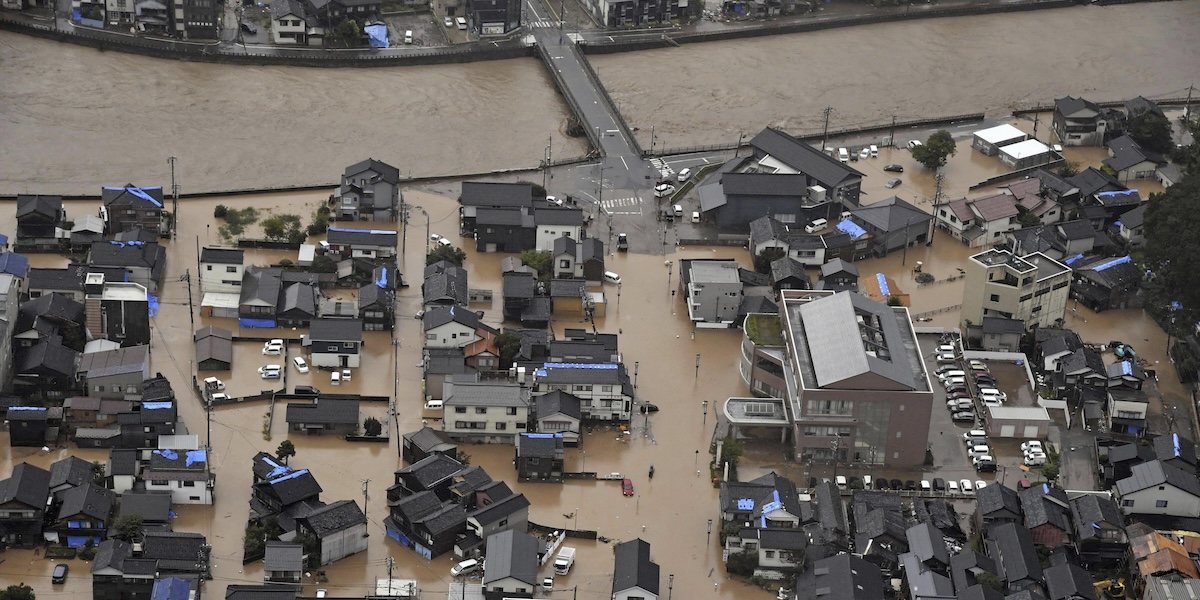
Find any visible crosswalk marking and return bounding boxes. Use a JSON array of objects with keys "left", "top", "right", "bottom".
[
  {"left": 599, "top": 196, "right": 643, "bottom": 215},
  {"left": 527, "top": 20, "right": 558, "bottom": 28},
  {"left": 649, "top": 157, "right": 674, "bottom": 179}
]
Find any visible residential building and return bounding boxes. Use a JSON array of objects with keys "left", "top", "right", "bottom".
[
  {"left": 142, "top": 530, "right": 209, "bottom": 576},
  {"left": 263, "top": 542, "right": 304, "bottom": 584},
  {"left": 109, "top": 448, "right": 139, "bottom": 494},
  {"left": 238, "top": 266, "right": 282, "bottom": 327},
  {"left": 92, "top": 539, "right": 158, "bottom": 600},
  {"left": 13, "top": 293, "right": 87, "bottom": 353},
  {"left": 529, "top": 362, "right": 633, "bottom": 421},
  {"left": 297, "top": 500, "right": 368, "bottom": 565},
  {"left": 848, "top": 491, "right": 909, "bottom": 571},
  {"left": 818, "top": 258, "right": 859, "bottom": 292},
  {"left": 1069, "top": 494, "right": 1125, "bottom": 566},
  {"left": 848, "top": 196, "right": 931, "bottom": 257},
  {"left": 49, "top": 455, "right": 98, "bottom": 495},
  {"left": 1115, "top": 459, "right": 1200, "bottom": 518},
  {"left": 611, "top": 539, "right": 659, "bottom": 600},
  {"left": 88, "top": 240, "right": 167, "bottom": 294},
  {"left": 1145, "top": 576, "right": 1200, "bottom": 600},
  {"left": 481, "top": 529, "right": 538, "bottom": 600},
  {"left": 48, "top": 483, "right": 114, "bottom": 547},
  {"left": 459, "top": 182, "right": 533, "bottom": 235},
  {"left": 13, "top": 338, "right": 80, "bottom": 397},
  {"left": 718, "top": 471, "right": 801, "bottom": 530},
  {"left": 962, "top": 249, "right": 1071, "bottom": 329},
  {"left": 501, "top": 270, "right": 538, "bottom": 323},
  {"left": 1103, "top": 135, "right": 1166, "bottom": 182},
  {"left": 143, "top": 448, "right": 213, "bottom": 505},
  {"left": 1020, "top": 483, "right": 1072, "bottom": 548},
  {"left": 0, "top": 463, "right": 52, "bottom": 547},
  {"left": 552, "top": 236, "right": 605, "bottom": 282},
  {"left": 748, "top": 127, "right": 864, "bottom": 207},
  {"left": 77, "top": 345, "right": 151, "bottom": 399},
  {"left": 325, "top": 227, "right": 397, "bottom": 259},
  {"left": 769, "top": 256, "right": 810, "bottom": 292},
  {"left": 985, "top": 522, "right": 1043, "bottom": 593},
  {"left": 680, "top": 259, "right": 742, "bottom": 328},
  {"left": 85, "top": 274, "right": 152, "bottom": 348},
  {"left": 423, "top": 261, "right": 469, "bottom": 307},
  {"left": 465, "top": 0, "right": 521, "bottom": 35},
  {"left": 169, "top": 0, "right": 219, "bottom": 39},
  {"left": 936, "top": 193, "right": 1020, "bottom": 247},
  {"left": 116, "top": 492, "right": 173, "bottom": 532},
  {"left": 795, "top": 554, "right": 884, "bottom": 600},
  {"left": 15, "top": 194, "right": 67, "bottom": 249},
  {"left": 101, "top": 184, "right": 164, "bottom": 234},
  {"left": 1001, "top": 176, "right": 1064, "bottom": 225},
  {"left": 442, "top": 380, "right": 530, "bottom": 443},
  {"left": 194, "top": 326, "right": 233, "bottom": 371},
  {"left": 307, "top": 318, "right": 363, "bottom": 368},
  {"left": 1006, "top": 220, "right": 1100, "bottom": 262},
  {"left": 779, "top": 290, "right": 934, "bottom": 467},
  {"left": 1153, "top": 433, "right": 1198, "bottom": 472},
  {"left": 277, "top": 279, "right": 319, "bottom": 328},
  {"left": 1117, "top": 204, "right": 1147, "bottom": 247},
  {"left": 270, "top": 0, "right": 312, "bottom": 44},
  {"left": 358, "top": 281, "right": 395, "bottom": 331},
  {"left": 514, "top": 433, "right": 564, "bottom": 482},
  {"left": 285, "top": 398, "right": 360, "bottom": 436},
  {"left": 25, "top": 266, "right": 93, "bottom": 302},
  {"left": 199, "top": 247, "right": 244, "bottom": 295},
  {"left": 697, "top": 171, "right": 839, "bottom": 231},
  {"left": 533, "top": 209, "right": 585, "bottom": 252},
  {"left": 338, "top": 159, "right": 401, "bottom": 221},
  {"left": 306, "top": 0, "right": 381, "bottom": 28},
  {"left": 1044, "top": 563, "right": 1096, "bottom": 600},
  {"left": 548, "top": 278, "right": 592, "bottom": 315},
  {"left": 385, "top": 490, "right": 466, "bottom": 559},
  {"left": 972, "top": 123, "right": 1028, "bottom": 156},
  {"left": 1071, "top": 255, "right": 1143, "bottom": 312},
  {"left": 402, "top": 426, "right": 459, "bottom": 465},
  {"left": 0, "top": 273, "right": 22, "bottom": 392},
  {"left": 899, "top": 522, "right": 955, "bottom": 600},
  {"left": 583, "top": 0, "right": 689, "bottom": 27},
  {"left": 532, "top": 391, "right": 582, "bottom": 446},
  {"left": 423, "top": 306, "right": 498, "bottom": 349},
  {"left": 971, "top": 316, "right": 1025, "bottom": 352},
  {"left": 1053, "top": 96, "right": 1107, "bottom": 146}
]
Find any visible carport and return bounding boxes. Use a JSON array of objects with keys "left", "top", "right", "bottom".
[
  {"left": 724, "top": 397, "right": 789, "bottom": 442},
  {"left": 987, "top": 405, "right": 1051, "bottom": 439}
]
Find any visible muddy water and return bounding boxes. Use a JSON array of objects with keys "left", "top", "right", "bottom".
[
  {"left": 595, "top": 2, "right": 1200, "bottom": 150},
  {"left": 0, "top": 34, "right": 586, "bottom": 196}
]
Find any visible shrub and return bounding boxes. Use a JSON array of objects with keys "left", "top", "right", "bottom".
[{"left": 214, "top": 205, "right": 229, "bottom": 218}]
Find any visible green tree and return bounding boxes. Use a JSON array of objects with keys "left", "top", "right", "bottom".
[
  {"left": 520, "top": 249, "right": 552, "bottom": 280},
  {"left": 495, "top": 331, "right": 523, "bottom": 366},
  {"left": 262, "top": 214, "right": 304, "bottom": 244},
  {"left": 0, "top": 583, "right": 36, "bottom": 600},
  {"left": 753, "top": 247, "right": 785, "bottom": 274},
  {"left": 427, "top": 245, "right": 467, "bottom": 267},
  {"left": 1055, "top": 159, "right": 1080, "bottom": 178},
  {"left": 1041, "top": 462, "right": 1059, "bottom": 482},
  {"left": 1126, "top": 110, "right": 1175, "bottom": 155},
  {"left": 1017, "top": 210, "right": 1042, "bottom": 228},
  {"left": 1171, "top": 118, "right": 1200, "bottom": 176},
  {"left": 276, "top": 439, "right": 296, "bottom": 465},
  {"left": 111, "top": 515, "right": 144, "bottom": 541},
  {"left": 977, "top": 572, "right": 1004, "bottom": 592},
  {"left": 725, "top": 550, "right": 758, "bottom": 577},
  {"left": 912, "top": 130, "right": 957, "bottom": 169},
  {"left": 456, "top": 449, "right": 472, "bottom": 465},
  {"left": 308, "top": 207, "right": 331, "bottom": 237},
  {"left": 213, "top": 205, "right": 229, "bottom": 218},
  {"left": 1143, "top": 171, "right": 1200, "bottom": 331},
  {"left": 311, "top": 255, "right": 337, "bottom": 273},
  {"left": 716, "top": 436, "right": 744, "bottom": 467},
  {"left": 517, "top": 180, "right": 547, "bottom": 199},
  {"left": 364, "top": 417, "right": 382, "bottom": 437},
  {"left": 330, "top": 19, "right": 362, "bottom": 48}
]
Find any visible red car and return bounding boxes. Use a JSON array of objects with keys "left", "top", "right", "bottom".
[{"left": 622, "top": 478, "right": 634, "bottom": 496}]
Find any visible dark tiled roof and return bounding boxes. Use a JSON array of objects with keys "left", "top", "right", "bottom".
[
  {"left": 142, "top": 531, "right": 207, "bottom": 562},
  {"left": 612, "top": 538, "right": 659, "bottom": 596},
  {"left": 16, "top": 194, "right": 63, "bottom": 219},
  {"left": 102, "top": 184, "right": 164, "bottom": 210},
  {"left": 1120, "top": 204, "right": 1147, "bottom": 230},
  {"left": 549, "top": 278, "right": 588, "bottom": 298},
  {"left": 982, "top": 316, "right": 1025, "bottom": 335},
  {"left": 1044, "top": 563, "right": 1097, "bottom": 600},
  {"left": 907, "top": 521, "right": 950, "bottom": 566},
  {"left": 92, "top": 539, "right": 133, "bottom": 573},
  {"left": 483, "top": 529, "right": 540, "bottom": 586},
  {"left": 397, "top": 453, "right": 465, "bottom": 489},
  {"left": 264, "top": 541, "right": 304, "bottom": 573},
  {"left": 394, "top": 490, "right": 443, "bottom": 522},
  {"left": 988, "top": 522, "right": 1042, "bottom": 583},
  {"left": 502, "top": 272, "right": 536, "bottom": 299},
  {"left": 17, "top": 337, "right": 80, "bottom": 376},
  {"left": 749, "top": 127, "right": 864, "bottom": 186},
  {"left": 1020, "top": 484, "right": 1071, "bottom": 531},
  {"left": 978, "top": 482, "right": 1022, "bottom": 519},
  {"left": 110, "top": 448, "right": 139, "bottom": 476},
  {"left": 1117, "top": 459, "right": 1200, "bottom": 497},
  {"left": 259, "top": 469, "right": 323, "bottom": 505},
  {"left": 423, "top": 266, "right": 469, "bottom": 305},
  {"left": 960, "top": 584, "right": 1006, "bottom": 600},
  {"left": 403, "top": 427, "right": 457, "bottom": 455},
  {"left": 285, "top": 399, "right": 359, "bottom": 426},
  {"left": 460, "top": 182, "right": 533, "bottom": 208},
  {"left": 308, "top": 318, "right": 362, "bottom": 343},
  {"left": 26, "top": 267, "right": 86, "bottom": 292},
  {"left": 821, "top": 258, "right": 859, "bottom": 278},
  {"left": 225, "top": 585, "right": 300, "bottom": 600},
  {"left": 1069, "top": 494, "right": 1123, "bottom": 542},
  {"left": 535, "top": 390, "right": 583, "bottom": 421},
  {"left": 1068, "top": 168, "right": 1124, "bottom": 198},
  {"left": 325, "top": 227, "right": 397, "bottom": 248},
  {"left": 1055, "top": 96, "right": 1100, "bottom": 117},
  {"left": 200, "top": 248, "right": 244, "bottom": 265},
  {"left": 851, "top": 196, "right": 931, "bottom": 232},
  {"left": 343, "top": 158, "right": 401, "bottom": 184},
  {"left": 417, "top": 502, "right": 466, "bottom": 536},
  {"left": 749, "top": 216, "right": 789, "bottom": 247},
  {"left": 950, "top": 550, "right": 998, "bottom": 592},
  {"left": 301, "top": 499, "right": 366, "bottom": 536},
  {"left": 516, "top": 433, "right": 562, "bottom": 459},
  {"left": 1153, "top": 433, "right": 1198, "bottom": 467},
  {"left": 50, "top": 456, "right": 97, "bottom": 490},
  {"left": 423, "top": 305, "right": 497, "bottom": 335},
  {"left": 240, "top": 266, "right": 282, "bottom": 306},
  {"left": 796, "top": 554, "right": 884, "bottom": 600},
  {"left": 468, "top": 492, "right": 530, "bottom": 525},
  {"left": 770, "top": 256, "right": 810, "bottom": 286},
  {"left": 118, "top": 492, "right": 173, "bottom": 522},
  {"left": 56, "top": 483, "right": 115, "bottom": 521},
  {"left": 89, "top": 241, "right": 166, "bottom": 275},
  {"left": 721, "top": 173, "right": 810, "bottom": 196}
]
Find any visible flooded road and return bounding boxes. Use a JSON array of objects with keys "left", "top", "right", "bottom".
[{"left": 595, "top": 2, "right": 1200, "bottom": 150}]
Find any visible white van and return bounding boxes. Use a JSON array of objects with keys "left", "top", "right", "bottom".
[
  {"left": 691, "top": 211, "right": 700, "bottom": 223},
  {"left": 603, "top": 271, "right": 622, "bottom": 285},
  {"left": 424, "top": 399, "right": 444, "bottom": 411},
  {"left": 979, "top": 388, "right": 1007, "bottom": 403},
  {"left": 963, "top": 430, "right": 987, "bottom": 445},
  {"left": 869, "top": 144, "right": 879, "bottom": 157},
  {"left": 451, "top": 558, "right": 480, "bottom": 577},
  {"left": 805, "top": 218, "right": 828, "bottom": 234},
  {"left": 677, "top": 168, "right": 692, "bottom": 182},
  {"left": 456, "top": 16, "right": 467, "bottom": 29},
  {"left": 672, "top": 204, "right": 683, "bottom": 216},
  {"left": 837, "top": 148, "right": 849, "bottom": 162},
  {"left": 938, "top": 369, "right": 965, "bottom": 382},
  {"left": 404, "top": 30, "right": 413, "bottom": 44},
  {"left": 331, "top": 371, "right": 341, "bottom": 386},
  {"left": 834, "top": 475, "right": 847, "bottom": 490}
]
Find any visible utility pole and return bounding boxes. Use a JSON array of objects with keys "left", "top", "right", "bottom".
[
  {"left": 386, "top": 556, "right": 395, "bottom": 593},
  {"left": 361, "top": 479, "right": 371, "bottom": 537},
  {"left": 400, "top": 203, "right": 408, "bottom": 267},
  {"left": 1032, "top": 113, "right": 1040, "bottom": 143},
  {"left": 820, "top": 106, "right": 833, "bottom": 152},
  {"left": 633, "top": 361, "right": 639, "bottom": 389},
  {"left": 168, "top": 156, "right": 179, "bottom": 236},
  {"left": 889, "top": 114, "right": 897, "bottom": 147},
  {"left": 182, "top": 270, "right": 195, "bottom": 331},
  {"left": 1186, "top": 84, "right": 1195, "bottom": 122},
  {"left": 650, "top": 125, "right": 655, "bottom": 155},
  {"left": 734, "top": 132, "right": 745, "bottom": 157},
  {"left": 901, "top": 216, "right": 912, "bottom": 266},
  {"left": 694, "top": 353, "right": 700, "bottom": 378}
]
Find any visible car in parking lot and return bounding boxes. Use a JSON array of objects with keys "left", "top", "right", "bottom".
[
  {"left": 203, "top": 377, "right": 225, "bottom": 391},
  {"left": 973, "top": 455, "right": 997, "bottom": 472},
  {"left": 947, "top": 480, "right": 960, "bottom": 495},
  {"left": 968, "top": 444, "right": 992, "bottom": 459},
  {"left": 263, "top": 339, "right": 284, "bottom": 355},
  {"left": 885, "top": 178, "right": 902, "bottom": 189},
  {"left": 968, "top": 360, "right": 988, "bottom": 370},
  {"left": 292, "top": 357, "right": 309, "bottom": 374},
  {"left": 975, "top": 480, "right": 987, "bottom": 491},
  {"left": 889, "top": 479, "right": 904, "bottom": 490},
  {"left": 920, "top": 480, "right": 932, "bottom": 491},
  {"left": 52, "top": 563, "right": 68, "bottom": 584},
  {"left": 1021, "top": 440, "right": 1044, "bottom": 454},
  {"left": 1023, "top": 452, "right": 1047, "bottom": 467},
  {"left": 259, "top": 365, "right": 282, "bottom": 379},
  {"left": 883, "top": 164, "right": 904, "bottom": 173},
  {"left": 931, "top": 478, "right": 946, "bottom": 491},
  {"left": 945, "top": 386, "right": 968, "bottom": 396},
  {"left": 444, "top": 16, "right": 454, "bottom": 26},
  {"left": 959, "top": 479, "right": 975, "bottom": 495},
  {"left": 294, "top": 385, "right": 320, "bottom": 397},
  {"left": 904, "top": 480, "right": 917, "bottom": 490},
  {"left": 875, "top": 477, "right": 889, "bottom": 490},
  {"left": 951, "top": 411, "right": 976, "bottom": 422}
]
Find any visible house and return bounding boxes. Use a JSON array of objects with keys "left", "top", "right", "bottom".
[
  {"left": 748, "top": 127, "right": 864, "bottom": 207},
  {"left": 914, "top": 497, "right": 965, "bottom": 540},
  {"left": 474, "top": 207, "right": 537, "bottom": 253},
  {"left": 48, "top": 483, "right": 114, "bottom": 547},
  {"left": 1069, "top": 494, "right": 1125, "bottom": 566},
  {"left": 1044, "top": 563, "right": 1096, "bottom": 600},
  {"left": 936, "top": 193, "right": 1020, "bottom": 247},
  {"left": 277, "top": 280, "right": 319, "bottom": 328},
  {"left": 973, "top": 123, "right": 1028, "bottom": 156},
  {"left": 92, "top": 539, "right": 158, "bottom": 600},
  {"left": 552, "top": 236, "right": 605, "bottom": 282},
  {"left": 769, "top": 257, "right": 810, "bottom": 291},
  {"left": 307, "top": 318, "right": 363, "bottom": 368},
  {"left": 337, "top": 159, "right": 401, "bottom": 221},
  {"left": 109, "top": 448, "right": 139, "bottom": 494},
  {"left": 391, "top": 453, "right": 467, "bottom": 500},
  {"left": 13, "top": 337, "right": 80, "bottom": 397},
  {"left": 818, "top": 258, "right": 859, "bottom": 291},
  {"left": 899, "top": 522, "right": 954, "bottom": 600},
  {"left": 1100, "top": 442, "right": 1153, "bottom": 487},
  {"left": 49, "top": 455, "right": 98, "bottom": 494},
  {"left": 1006, "top": 220, "right": 1099, "bottom": 263},
  {"left": 199, "top": 247, "right": 244, "bottom": 297},
  {"left": 611, "top": 539, "right": 659, "bottom": 600},
  {"left": 88, "top": 241, "right": 167, "bottom": 294},
  {"left": 972, "top": 316, "right": 1025, "bottom": 352},
  {"left": 533, "top": 391, "right": 582, "bottom": 446},
  {"left": 985, "top": 522, "right": 1043, "bottom": 593},
  {"left": 194, "top": 326, "right": 233, "bottom": 371},
  {"left": 15, "top": 194, "right": 67, "bottom": 249},
  {"left": 1000, "top": 139, "right": 1054, "bottom": 170},
  {"left": 849, "top": 492, "right": 909, "bottom": 570},
  {"left": 285, "top": 398, "right": 360, "bottom": 436},
  {"left": 680, "top": 259, "right": 742, "bottom": 328},
  {"left": 270, "top": 0, "right": 311, "bottom": 44},
  {"left": 465, "top": 0, "right": 522, "bottom": 35},
  {"left": 529, "top": 362, "right": 633, "bottom": 422},
  {"left": 1129, "top": 525, "right": 1200, "bottom": 582},
  {"left": 423, "top": 261, "right": 469, "bottom": 307},
  {"left": 848, "top": 196, "right": 931, "bottom": 256},
  {"left": 533, "top": 209, "right": 584, "bottom": 252},
  {"left": 1154, "top": 433, "right": 1198, "bottom": 473},
  {"left": 1117, "top": 203, "right": 1147, "bottom": 247},
  {"left": 13, "top": 292, "right": 87, "bottom": 352},
  {"left": 238, "top": 266, "right": 282, "bottom": 327},
  {"left": 1001, "top": 176, "right": 1064, "bottom": 225},
  {"left": 718, "top": 472, "right": 801, "bottom": 530},
  {"left": 402, "top": 426, "right": 459, "bottom": 466},
  {"left": 25, "top": 266, "right": 92, "bottom": 302},
  {"left": 962, "top": 249, "right": 1071, "bottom": 329},
  {"left": 116, "top": 492, "right": 174, "bottom": 532},
  {"left": 77, "top": 345, "right": 152, "bottom": 399},
  {"left": 263, "top": 542, "right": 304, "bottom": 584},
  {"left": 70, "top": 215, "right": 106, "bottom": 249},
  {"left": 548, "top": 278, "right": 590, "bottom": 315},
  {"left": 779, "top": 290, "right": 933, "bottom": 467},
  {"left": 442, "top": 380, "right": 530, "bottom": 444},
  {"left": 795, "top": 554, "right": 884, "bottom": 600},
  {"left": 168, "top": 0, "right": 219, "bottom": 38},
  {"left": 459, "top": 182, "right": 533, "bottom": 235},
  {"left": 385, "top": 490, "right": 466, "bottom": 559},
  {"left": 1071, "top": 255, "right": 1142, "bottom": 312},
  {"left": 64, "top": 396, "right": 129, "bottom": 435},
  {"left": 422, "top": 347, "right": 473, "bottom": 403},
  {"left": 737, "top": 528, "right": 808, "bottom": 576},
  {"left": 101, "top": 184, "right": 164, "bottom": 234},
  {"left": 423, "top": 306, "right": 498, "bottom": 349},
  {"left": 297, "top": 499, "right": 368, "bottom": 565},
  {"left": 1103, "top": 135, "right": 1166, "bottom": 182},
  {"left": 699, "top": 172, "right": 837, "bottom": 231},
  {"left": 1053, "top": 96, "right": 1107, "bottom": 146},
  {"left": 142, "top": 531, "right": 209, "bottom": 576},
  {"left": 6, "top": 406, "right": 53, "bottom": 446},
  {"left": 118, "top": 396, "right": 178, "bottom": 449},
  {"left": 514, "top": 433, "right": 564, "bottom": 482},
  {"left": 1059, "top": 347, "right": 1107, "bottom": 389},
  {"left": 501, "top": 270, "right": 537, "bottom": 323},
  {"left": 85, "top": 275, "right": 152, "bottom": 348},
  {"left": 143, "top": 448, "right": 213, "bottom": 505},
  {"left": 358, "top": 281, "right": 394, "bottom": 332},
  {"left": 950, "top": 551, "right": 1000, "bottom": 593},
  {"left": 325, "top": 227, "right": 398, "bottom": 259},
  {"left": 1116, "top": 459, "right": 1200, "bottom": 517},
  {"left": 252, "top": 468, "right": 323, "bottom": 518},
  {"left": 1107, "top": 361, "right": 1148, "bottom": 393},
  {"left": 480, "top": 529, "right": 539, "bottom": 600},
  {"left": 0, "top": 462, "right": 51, "bottom": 547},
  {"left": 1020, "top": 483, "right": 1072, "bottom": 548}
]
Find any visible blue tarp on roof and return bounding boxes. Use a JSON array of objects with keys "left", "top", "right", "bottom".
[
  {"left": 148, "top": 294, "right": 160, "bottom": 318},
  {"left": 876, "top": 273, "right": 890, "bottom": 296},
  {"left": 269, "top": 469, "right": 310, "bottom": 485},
  {"left": 836, "top": 219, "right": 867, "bottom": 240},
  {"left": 0, "top": 234, "right": 7, "bottom": 246},
  {"left": 737, "top": 498, "right": 755, "bottom": 510},
  {"left": 240, "top": 318, "right": 277, "bottom": 328},
  {"left": 329, "top": 227, "right": 396, "bottom": 235},
  {"left": 9, "top": 406, "right": 47, "bottom": 411},
  {"left": 154, "top": 449, "right": 178, "bottom": 460},
  {"left": 1121, "top": 361, "right": 1132, "bottom": 375},
  {"left": 377, "top": 267, "right": 388, "bottom": 289},
  {"left": 1097, "top": 190, "right": 1138, "bottom": 198},
  {"left": 261, "top": 455, "right": 292, "bottom": 479},
  {"left": 185, "top": 450, "right": 207, "bottom": 467},
  {"left": 365, "top": 24, "right": 389, "bottom": 48},
  {"left": 152, "top": 577, "right": 192, "bottom": 600},
  {"left": 0, "top": 252, "right": 29, "bottom": 277},
  {"left": 105, "top": 185, "right": 163, "bottom": 207},
  {"left": 1064, "top": 254, "right": 1084, "bottom": 265},
  {"left": 1093, "top": 256, "right": 1131, "bottom": 272},
  {"left": 143, "top": 402, "right": 172, "bottom": 410}
]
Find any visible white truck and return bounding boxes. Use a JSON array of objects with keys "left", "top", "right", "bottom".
[{"left": 553, "top": 547, "right": 576, "bottom": 575}]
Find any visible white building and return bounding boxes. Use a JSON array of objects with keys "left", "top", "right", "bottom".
[
  {"left": 682, "top": 259, "right": 743, "bottom": 328},
  {"left": 1115, "top": 460, "right": 1200, "bottom": 518},
  {"left": 972, "top": 124, "right": 1028, "bottom": 156},
  {"left": 199, "top": 248, "right": 244, "bottom": 294},
  {"left": 962, "top": 249, "right": 1070, "bottom": 329},
  {"left": 143, "top": 448, "right": 214, "bottom": 505},
  {"left": 422, "top": 306, "right": 498, "bottom": 349},
  {"left": 442, "top": 381, "right": 531, "bottom": 444},
  {"left": 529, "top": 362, "right": 633, "bottom": 422},
  {"left": 999, "top": 139, "right": 1053, "bottom": 170},
  {"left": 936, "top": 194, "right": 1021, "bottom": 248}
]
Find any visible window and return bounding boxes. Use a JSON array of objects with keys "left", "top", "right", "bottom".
[
  {"left": 426, "top": 334, "right": 436, "bottom": 340},
  {"left": 475, "top": 407, "right": 487, "bottom": 414},
  {"left": 601, "top": 385, "right": 613, "bottom": 392},
  {"left": 989, "top": 294, "right": 1000, "bottom": 302},
  {"left": 506, "top": 407, "right": 518, "bottom": 416},
  {"left": 1156, "top": 500, "right": 1169, "bottom": 508},
  {"left": 498, "top": 518, "right": 508, "bottom": 527},
  {"left": 764, "top": 550, "right": 775, "bottom": 559},
  {"left": 226, "top": 266, "right": 237, "bottom": 273},
  {"left": 1122, "top": 499, "right": 1134, "bottom": 507},
  {"left": 572, "top": 385, "right": 592, "bottom": 392},
  {"left": 206, "top": 265, "right": 212, "bottom": 271},
  {"left": 495, "top": 422, "right": 507, "bottom": 430},
  {"left": 515, "top": 423, "right": 526, "bottom": 429},
  {"left": 559, "top": 259, "right": 570, "bottom": 269},
  {"left": 343, "top": 342, "right": 354, "bottom": 349},
  {"left": 455, "top": 407, "right": 467, "bottom": 414},
  {"left": 183, "top": 481, "right": 195, "bottom": 487}
]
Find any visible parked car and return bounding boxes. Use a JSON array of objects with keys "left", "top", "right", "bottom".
[
  {"left": 1021, "top": 440, "right": 1044, "bottom": 454},
  {"left": 1023, "top": 453, "right": 1047, "bottom": 467},
  {"left": 331, "top": 371, "right": 341, "bottom": 386},
  {"left": 546, "top": 195, "right": 564, "bottom": 207},
  {"left": 931, "top": 478, "right": 946, "bottom": 492},
  {"left": 959, "top": 479, "right": 975, "bottom": 496},
  {"left": 430, "top": 234, "right": 452, "bottom": 247},
  {"left": 451, "top": 559, "right": 480, "bottom": 577},
  {"left": 975, "top": 480, "right": 987, "bottom": 491},
  {"left": 885, "top": 178, "right": 902, "bottom": 189},
  {"left": 889, "top": 479, "right": 904, "bottom": 490},
  {"left": 920, "top": 480, "right": 932, "bottom": 491},
  {"left": 907, "top": 140, "right": 923, "bottom": 149},
  {"left": 240, "top": 21, "right": 257, "bottom": 34},
  {"left": 859, "top": 148, "right": 871, "bottom": 160},
  {"left": 259, "top": 365, "right": 282, "bottom": 379},
  {"left": 52, "top": 563, "right": 68, "bottom": 584},
  {"left": 262, "top": 340, "right": 284, "bottom": 355},
  {"left": 947, "top": 480, "right": 960, "bottom": 495},
  {"left": 639, "top": 403, "right": 660, "bottom": 413},
  {"left": 444, "top": 16, "right": 454, "bottom": 27},
  {"left": 904, "top": 480, "right": 917, "bottom": 490},
  {"left": 974, "top": 456, "right": 997, "bottom": 472},
  {"left": 875, "top": 477, "right": 889, "bottom": 490},
  {"left": 210, "top": 393, "right": 229, "bottom": 402},
  {"left": 622, "top": 478, "right": 634, "bottom": 496},
  {"left": 968, "top": 360, "right": 988, "bottom": 371},
  {"left": 203, "top": 377, "right": 225, "bottom": 391},
  {"left": 294, "top": 385, "right": 321, "bottom": 397},
  {"left": 883, "top": 164, "right": 904, "bottom": 173},
  {"left": 292, "top": 357, "right": 309, "bottom": 374},
  {"left": 951, "top": 411, "right": 976, "bottom": 422},
  {"left": 677, "top": 168, "right": 692, "bottom": 182}
]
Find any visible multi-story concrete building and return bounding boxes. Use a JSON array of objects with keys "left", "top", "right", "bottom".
[
  {"left": 962, "top": 249, "right": 1071, "bottom": 330},
  {"left": 442, "top": 380, "right": 531, "bottom": 444},
  {"left": 778, "top": 290, "right": 933, "bottom": 467},
  {"left": 681, "top": 259, "right": 742, "bottom": 328},
  {"left": 199, "top": 248, "right": 244, "bottom": 294}
]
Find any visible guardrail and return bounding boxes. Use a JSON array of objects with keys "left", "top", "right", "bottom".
[
  {"left": 535, "top": 43, "right": 601, "bottom": 154},
  {"left": 571, "top": 45, "right": 644, "bottom": 156}
]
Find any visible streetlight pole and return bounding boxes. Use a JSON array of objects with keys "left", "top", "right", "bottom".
[
  {"left": 668, "top": 575, "right": 674, "bottom": 600},
  {"left": 734, "top": 132, "right": 744, "bottom": 157},
  {"left": 706, "top": 519, "right": 713, "bottom": 546},
  {"left": 421, "top": 209, "right": 430, "bottom": 255}
]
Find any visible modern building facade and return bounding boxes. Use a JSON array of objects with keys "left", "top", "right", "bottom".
[{"left": 962, "top": 249, "right": 1071, "bottom": 330}]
